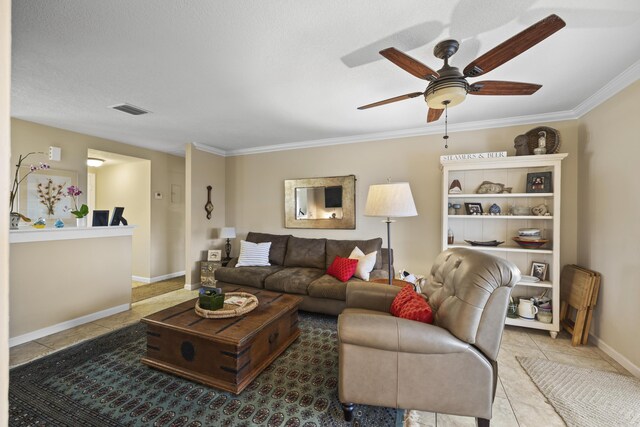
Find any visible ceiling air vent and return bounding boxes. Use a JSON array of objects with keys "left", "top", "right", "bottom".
[{"left": 109, "top": 103, "right": 150, "bottom": 116}]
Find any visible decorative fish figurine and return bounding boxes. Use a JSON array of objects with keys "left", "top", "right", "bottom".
[{"left": 476, "top": 181, "right": 512, "bottom": 194}]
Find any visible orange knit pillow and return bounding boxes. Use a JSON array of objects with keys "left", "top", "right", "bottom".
[{"left": 326, "top": 256, "right": 358, "bottom": 282}]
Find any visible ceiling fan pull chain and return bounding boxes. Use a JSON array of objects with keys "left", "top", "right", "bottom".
[{"left": 443, "top": 101, "right": 450, "bottom": 149}]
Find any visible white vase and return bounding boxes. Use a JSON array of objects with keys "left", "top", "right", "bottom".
[{"left": 76, "top": 217, "right": 87, "bottom": 228}]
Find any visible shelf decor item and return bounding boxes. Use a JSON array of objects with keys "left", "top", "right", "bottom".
[
  {"left": 464, "top": 202, "right": 483, "bottom": 215},
  {"left": 531, "top": 262, "right": 548, "bottom": 280},
  {"left": 526, "top": 171, "right": 552, "bottom": 193},
  {"left": 464, "top": 240, "right": 504, "bottom": 247},
  {"left": 448, "top": 179, "right": 462, "bottom": 193},
  {"left": 476, "top": 181, "right": 512, "bottom": 194},
  {"left": 525, "top": 126, "right": 560, "bottom": 154},
  {"left": 512, "top": 237, "right": 549, "bottom": 249}
]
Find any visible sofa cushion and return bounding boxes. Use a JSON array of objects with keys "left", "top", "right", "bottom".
[
  {"left": 308, "top": 274, "right": 364, "bottom": 301},
  {"left": 264, "top": 267, "right": 325, "bottom": 295},
  {"left": 325, "top": 238, "right": 383, "bottom": 270},
  {"left": 246, "top": 232, "right": 291, "bottom": 266},
  {"left": 284, "top": 236, "right": 327, "bottom": 269},
  {"left": 215, "top": 265, "right": 284, "bottom": 289},
  {"left": 326, "top": 256, "right": 358, "bottom": 282}
]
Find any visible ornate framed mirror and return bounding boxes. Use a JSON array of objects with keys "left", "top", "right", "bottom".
[{"left": 284, "top": 175, "right": 356, "bottom": 229}]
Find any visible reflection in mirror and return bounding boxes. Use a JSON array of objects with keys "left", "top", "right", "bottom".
[
  {"left": 295, "top": 187, "right": 344, "bottom": 220},
  {"left": 285, "top": 175, "right": 355, "bottom": 229}
]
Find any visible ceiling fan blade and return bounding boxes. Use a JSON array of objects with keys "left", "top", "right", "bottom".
[
  {"left": 469, "top": 81, "right": 542, "bottom": 95},
  {"left": 357, "top": 92, "right": 424, "bottom": 110},
  {"left": 379, "top": 48, "right": 439, "bottom": 81},
  {"left": 463, "top": 14, "right": 566, "bottom": 77},
  {"left": 427, "top": 108, "right": 443, "bottom": 123}
]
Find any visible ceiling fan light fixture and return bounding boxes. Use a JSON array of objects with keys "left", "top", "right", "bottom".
[{"left": 425, "top": 80, "right": 468, "bottom": 109}]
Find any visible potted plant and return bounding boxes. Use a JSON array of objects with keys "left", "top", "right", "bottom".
[
  {"left": 9, "top": 152, "right": 49, "bottom": 229},
  {"left": 66, "top": 185, "right": 89, "bottom": 227}
]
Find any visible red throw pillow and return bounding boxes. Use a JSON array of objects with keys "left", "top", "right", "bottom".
[
  {"left": 390, "top": 285, "right": 434, "bottom": 324},
  {"left": 326, "top": 256, "right": 358, "bottom": 282},
  {"left": 398, "top": 297, "right": 434, "bottom": 324},
  {"left": 390, "top": 285, "right": 415, "bottom": 316}
]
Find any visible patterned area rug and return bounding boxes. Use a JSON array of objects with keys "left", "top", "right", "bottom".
[
  {"left": 131, "top": 278, "right": 185, "bottom": 303},
  {"left": 518, "top": 357, "right": 640, "bottom": 427},
  {"left": 10, "top": 312, "right": 398, "bottom": 426}
]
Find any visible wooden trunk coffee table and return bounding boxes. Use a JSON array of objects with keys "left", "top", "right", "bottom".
[{"left": 141, "top": 289, "right": 302, "bottom": 394}]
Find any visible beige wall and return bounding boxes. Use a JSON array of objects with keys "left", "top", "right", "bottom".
[
  {"left": 226, "top": 120, "right": 579, "bottom": 276},
  {"left": 93, "top": 160, "right": 151, "bottom": 278},
  {"left": 577, "top": 80, "right": 640, "bottom": 371},
  {"left": 10, "top": 119, "right": 185, "bottom": 278},
  {"left": 10, "top": 235, "right": 132, "bottom": 338},
  {"left": 185, "top": 144, "right": 226, "bottom": 285},
  {"left": 1, "top": 0, "right": 11, "bottom": 421}
]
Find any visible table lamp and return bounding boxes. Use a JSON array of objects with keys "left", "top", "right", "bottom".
[
  {"left": 220, "top": 227, "right": 236, "bottom": 264},
  {"left": 365, "top": 181, "right": 418, "bottom": 284}
]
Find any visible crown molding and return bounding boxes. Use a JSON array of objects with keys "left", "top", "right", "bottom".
[
  {"left": 183, "top": 63, "right": 639, "bottom": 158},
  {"left": 224, "top": 110, "right": 578, "bottom": 157},
  {"left": 191, "top": 142, "right": 226, "bottom": 157},
  {"left": 573, "top": 59, "right": 640, "bottom": 118}
]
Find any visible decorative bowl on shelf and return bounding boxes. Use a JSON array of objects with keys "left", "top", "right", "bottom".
[
  {"left": 464, "top": 240, "right": 504, "bottom": 247},
  {"left": 512, "top": 237, "right": 549, "bottom": 249}
]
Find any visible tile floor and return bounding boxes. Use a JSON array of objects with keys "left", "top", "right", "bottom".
[{"left": 10, "top": 291, "right": 632, "bottom": 427}]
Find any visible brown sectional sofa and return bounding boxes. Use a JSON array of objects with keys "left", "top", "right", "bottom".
[{"left": 214, "top": 232, "right": 393, "bottom": 315}]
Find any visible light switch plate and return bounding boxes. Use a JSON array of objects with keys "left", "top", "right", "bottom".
[{"left": 49, "top": 146, "right": 61, "bottom": 161}]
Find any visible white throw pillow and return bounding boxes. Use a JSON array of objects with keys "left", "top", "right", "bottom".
[
  {"left": 348, "top": 246, "right": 377, "bottom": 281},
  {"left": 235, "top": 240, "right": 271, "bottom": 267}
]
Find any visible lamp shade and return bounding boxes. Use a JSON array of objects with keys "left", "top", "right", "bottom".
[
  {"left": 364, "top": 182, "right": 418, "bottom": 218},
  {"left": 220, "top": 227, "right": 236, "bottom": 239}
]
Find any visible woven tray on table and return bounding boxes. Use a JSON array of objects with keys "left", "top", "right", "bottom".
[{"left": 195, "top": 292, "right": 259, "bottom": 319}]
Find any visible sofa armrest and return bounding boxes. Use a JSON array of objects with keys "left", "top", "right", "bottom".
[
  {"left": 225, "top": 257, "right": 238, "bottom": 268},
  {"left": 345, "top": 282, "right": 401, "bottom": 312},
  {"left": 338, "top": 311, "right": 470, "bottom": 354}
]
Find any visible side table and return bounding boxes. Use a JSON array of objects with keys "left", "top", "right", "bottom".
[{"left": 200, "top": 261, "right": 221, "bottom": 286}]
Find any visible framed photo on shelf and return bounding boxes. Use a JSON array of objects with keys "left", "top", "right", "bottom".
[
  {"left": 531, "top": 262, "right": 548, "bottom": 281},
  {"left": 464, "top": 202, "right": 483, "bottom": 215},
  {"left": 526, "top": 171, "right": 552, "bottom": 193},
  {"left": 207, "top": 249, "right": 222, "bottom": 262}
]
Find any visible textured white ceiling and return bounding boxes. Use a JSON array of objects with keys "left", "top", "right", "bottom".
[{"left": 11, "top": 0, "right": 640, "bottom": 155}]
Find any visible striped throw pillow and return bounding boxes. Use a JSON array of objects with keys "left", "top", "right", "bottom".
[{"left": 235, "top": 240, "right": 272, "bottom": 267}]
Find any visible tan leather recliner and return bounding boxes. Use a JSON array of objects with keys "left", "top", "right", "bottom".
[{"left": 338, "top": 248, "right": 520, "bottom": 427}]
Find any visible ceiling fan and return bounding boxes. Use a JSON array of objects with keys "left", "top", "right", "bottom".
[{"left": 358, "top": 14, "right": 566, "bottom": 123}]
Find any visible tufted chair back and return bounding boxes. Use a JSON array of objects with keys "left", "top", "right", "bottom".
[{"left": 422, "top": 248, "right": 520, "bottom": 361}]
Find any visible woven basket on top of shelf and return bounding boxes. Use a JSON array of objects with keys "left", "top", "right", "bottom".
[
  {"left": 195, "top": 292, "right": 258, "bottom": 319},
  {"left": 526, "top": 126, "right": 560, "bottom": 154}
]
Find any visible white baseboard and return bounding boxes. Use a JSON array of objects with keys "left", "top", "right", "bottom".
[
  {"left": 589, "top": 334, "right": 640, "bottom": 378},
  {"left": 9, "top": 303, "right": 131, "bottom": 348},
  {"left": 184, "top": 282, "right": 202, "bottom": 291},
  {"left": 132, "top": 271, "right": 185, "bottom": 284}
]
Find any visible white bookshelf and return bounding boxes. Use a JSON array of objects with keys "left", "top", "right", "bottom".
[{"left": 441, "top": 153, "right": 567, "bottom": 338}]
